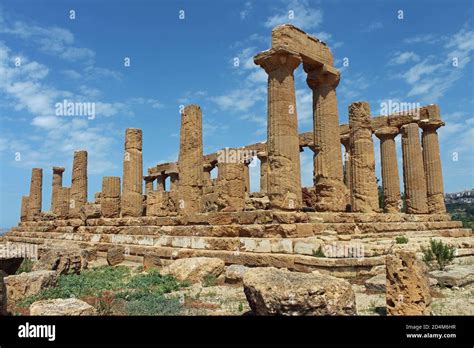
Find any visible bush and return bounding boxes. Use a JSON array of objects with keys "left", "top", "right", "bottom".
[
  {"left": 312, "top": 246, "right": 326, "bottom": 257},
  {"left": 421, "top": 239, "right": 456, "bottom": 270},
  {"left": 395, "top": 236, "right": 409, "bottom": 244},
  {"left": 16, "top": 258, "right": 35, "bottom": 274},
  {"left": 121, "top": 291, "right": 182, "bottom": 315}
]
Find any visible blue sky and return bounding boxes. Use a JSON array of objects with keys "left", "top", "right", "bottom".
[{"left": 0, "top": 0, "right": 473, "bottom": 228}]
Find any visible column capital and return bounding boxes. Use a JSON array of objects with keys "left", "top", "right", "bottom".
[
  {"left": 305, "top": 63, "right": 340, "bottom": 89},
  {"left": 340, "top": 134, "right": 350, "bottom": 150},
  {"left": 254, "top": 46, "right": 301, "bottom": 73},
  {"left": 256, "top": 151, "right": 268, "bottom": 160},
  {"left": 143, "top": 175, "right": 155, "bottom": 183},
  {"left": 374, "top": 126, "right": 399, "bottom": 140},
  {"left": 52, "top": 166, "right": 65, "bottom": 173},
  {"left": 419, "top": 119, "right": 444, "bottom": 131}
]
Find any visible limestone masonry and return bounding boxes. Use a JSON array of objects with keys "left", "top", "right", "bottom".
[{"left": 5, "top": 24, "right": 472, "bottom": 275}]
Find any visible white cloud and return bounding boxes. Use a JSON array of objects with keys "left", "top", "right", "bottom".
[
  {"left": 403, "top": 34, "right": 439, "bottom": 44},
  {"left": 240, "top": 1, "right": 253, "bottom": 20},
  {"left": 362, "top": 21, "right": 383, "bottom": 33},
  {"left": 402, "top": 59, "right": 443, "bottom": 84},
  {"left": 265, "top": 0, "right": 323, "bottom": 31},
  {"left": 209, "top": 86, "right": 266, "bottom": 112},
  {"left": 388, "top": 51, "right": 420, "bottom": 65}
]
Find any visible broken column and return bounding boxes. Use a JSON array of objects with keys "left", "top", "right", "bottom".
[
  {"left": 55, "top": 187, "right": 71, "bottom": 219},
  {"left": 420, "top": 119, "right": 446, "bottom": 213},
  {"left": 121, "top": 128, "right": 143, "bottom": 217},
  {"left": 349, "top": 102, "right": 379, "bottom": 212},
  {"left": 177, "top": 105, "right": 203, "bottom": 214},
  {"left": 144, "top": 175, "right": 154, "bottom": 195},
  {"left": 375, "top": 127, "right": 402, "bottom": 213},
  {"left": 156, "top": 174, "right": 166, "bottom": 192},
  {"left": 401, "top": 123, "right": 428, "bottom": 214},
  {"left": 20, "top": 196, "right": 29, "bottom": 222},
  {"left": 27, "top": 168, "right": 42, "bottom": 220},
  {"left": 216, "top": 150, "right": 246, "bottom": 212},
  {"left": 70, "top": 151, "right": 88, "bottom": 218},
  {"left": 102, "top": 176, "right": 121, "bottom": 218},
  {"left": 50, "top": 166, "right": 65, "bottom": 213},
  {"left": 254, "top": 46, "right": 302, "bottom": 210},
  {"left": 305, "top": 64, "right": 346, "bottom": 211}
]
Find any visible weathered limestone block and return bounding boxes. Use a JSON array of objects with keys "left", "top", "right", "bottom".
[
  {"left": 27, "top": 168, "right": 42, "bottom": 220},
  {"left": 375, "top": 127, "right": 401, "bottom": 213},
  {"left": 0, "top": 270, "right": 7, "bottom": 315},
  {"left": 70, "top": 150, "right": 88, "bottom": 218},
  {"left": 420, "top": 119, "right": 446, "bottom": 213},
  {"left": 216, "top": 157, "right": 246, "bottom": 212},
  {"left": 4, "top": 270, "right": 58, "bottom": 302},
  {"left": 30, "top": 298, "right": 97, "bottom": 316},
  {"left": 101, "top": 176, "right": 121, "bottom": 218},
  {"left": 55, "top": 187, "right": 71, "bottom": 218},
  {"left": 243, "top": 267, "right": 356, "bottom": 315},
  {"left": 161, "top": 257, "right": 225, "bottom": 284},
  {"left": 349, "top": 101, "right": 379, "bottom": 213},
  {"left": 50, "top": 166, "right": 65, "bottom": 212},
  {"left": 80, "top": 203, "right": 101, "bottom": 221},
  {"left": 143, "top": 251, "right": 161, "bottom": 271},
  {"left": 401, "top": 123, "right": 428, "bottom": 214},
  {"left": 225, "top": 264, "right": 249, "bottom": 284},
  {"left": 306, "top": 65, "right": 347, "bottom": 212},
  {"left": 147, "top": 191, "right": 175, "bottom": 216},
  {"left": 254, "top": 47, "right": 302, "bottom": 210},
  {"left": 20, "top": 196, "right": 29, "bottom": 222},
  {"left": 32, "top": 249, "right": 86, "bottom": 275},
  {"left": 107, "top": 246, "right": 125, "bottom": 266},
  {"left": 144, "top": 175, "right": 154, "bottom": 194},
  {"left": 386, "top": 250, "right": 431, "bottom": 315},
  {"left": 122, "top": 128, "right": 143, "bottom": 217},
  {"left": 177, "top": 105, "right": 204, "bottom": 214}
]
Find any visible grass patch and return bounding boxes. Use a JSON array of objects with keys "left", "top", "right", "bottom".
[
  {"left": 312, "top": 246, "right": 326, "bottom": 257},
  {"left": 395, "top": 236, "right": 409, "bottom": 244},
  {"left": 16, "top": 258, "right": 35, "bottom": 274},
  {"left": 202, "top": 274, "right": 218, "bottom": 287}
]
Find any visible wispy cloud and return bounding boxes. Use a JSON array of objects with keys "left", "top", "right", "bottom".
[
  {"left": 264, "top": 0, "right": 323, "bottom": 31},
  {"left": 388, "top": 51, "right": 420, "bottom": 65},
  {"left": 361, "top": 21, "right": 383, "bottom": 33},
  {"left": 240, "top": 1, "right": 253, "bottom": 20}
]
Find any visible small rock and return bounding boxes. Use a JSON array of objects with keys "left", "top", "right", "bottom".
[
  {"left": 225, "top": 264, "right": 249, "bottom": 284},
  {"left": 243, "top": 267, "right": 356, "bottom": 316},
  {"left": 161, "top": 257, "right": 225, "bottom": 284},
  {"left": 143, "top": 252, "right": 161, "bottom": 271},
  {"left": 4, "top": 270, "right": 58, "bottom": 302},
  {"left": 30, "top": 298, "right": 97, "bottom": 316},
  {"left": 107, "top": 246, "right": 125, "bottom": 266}
]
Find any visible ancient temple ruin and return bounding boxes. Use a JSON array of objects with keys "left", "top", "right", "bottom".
[{"left": 6, "top": 25, "right": 472, "bottom": 275}]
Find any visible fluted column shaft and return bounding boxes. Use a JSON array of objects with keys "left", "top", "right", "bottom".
[
  {"left": 375, "top": 127, "right": 401, "bottom": 213},
  {"left": 101, "top": 176, "right": 121, "bottom": 218},
  {"left": 254, "top": 47, "right": 302, "bottom": 210},
  {"left": 27, "top": 168, "right": 42, "bottom": 220},
  {"left": 257, "top": 151, "right": 269, "bottom": 194},
  {"left": 420, "top": 120, "right": 446, "bottom": 213},
  {"left": 70, "top": 150, "right": 88, "bottom": 217},
  {"left": 401, "top": 123, "right": 428, "bottom": 214},
  {"left": 51, "top": 166, "right": 65, "bottom": 212},
  {"left": 122, "top": 128, "right": 143, "bottom": 217}
]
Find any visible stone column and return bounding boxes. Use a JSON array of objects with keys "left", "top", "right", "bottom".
[
  {"left": 216, "top": 156, "right": 246, "bottom": 212},
  {"left": 203, "top": 164, "right": 213, "bottom": 187},
  {"left": 349, "top": 101, "right": 379, "bottom": 213},
  {"left": 156, "top": 174, "right": 166, "bottom": 192},
  {"left": 101, "top": 176, "right": 121, "bottom": 218},
  {"left": 401, "top": 123, "right": 428, "bottom": 214},
  {"left": 144, "top": 175, "right": 154, "bottom": 195},
  {"left": 168, "top": 172, "right": 179, "bottom": 192},
  {"left": 243, "top": 162, "right": 250, "bottom": 193},
  {"left": 50, "top": 166, "right": 65, "bottom": 212},
  {"left": 27, "top": 168, "right": 42, "bottom": 220},
  {"left": 305, "top": 64, "right": 347, "bottom": 211},
  {"left": 70, "top": 150, "right": 88, "bottom": 218},
  {"left": 122, "top": 128, "right": 143, "bottom": 217},
  {"left": 55, "top": 187, "right": 70, "bottom": 219},
  {"left": 341, "top": 135, "right": 351, "bottom": 191},
  {"left": 420, "top": 119, "right": 446, "bottom": 213},
  {"left": 254, "top": 46, "right": 302, "bottom": 210},
  {"left": 375, "top": 127, "right": 402, "bottom": 213},
  {"left": 257, "top": 151, "right": 269, "bottom": 194},
  {"left": 20, "top": 196, "right": 29, "bottom": 222},
  {"left": 177, "top": 105, "right": 203, "bottom": 214}
]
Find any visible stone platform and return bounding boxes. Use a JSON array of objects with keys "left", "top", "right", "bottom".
[{"left": 4, "top": 211, "right": 472, "bottom": 278}]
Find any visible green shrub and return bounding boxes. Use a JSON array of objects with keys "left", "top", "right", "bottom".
[
  {"left": 421, "top": 239, "right": 456, "bottom": 270},
  {"left": 395, "top": 236, "right": 409, "bottom": 244},
  {"left": 122, "top": 291, "right": 182, "bottom": 316},
  {"left": 312, "top": 246, "right": 326, "bottom": 257},
  {"left": 126, "top": 270, "right": 184, "bottom": 294},
  {"left": 16, "top": 258, "right": 35, "bottom": 274},
  {"left": 202, "top": 274, "right": 218, "bottom": 287}
]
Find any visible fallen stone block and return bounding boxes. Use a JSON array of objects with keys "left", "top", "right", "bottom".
[
  {"left": 161, "top": 257, "right": 225, "bottom": 284},
  {"left": 30, "top": 298, "right": 96, "bottom": 316},
  {"left": 429, "top": 266, "right": 474, "bottom": 287},
  {"left": 4, "top": 270, "right": 58, "bottom": 302}
]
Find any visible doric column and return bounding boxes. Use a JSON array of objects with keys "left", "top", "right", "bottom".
[
  {"left": 375, "top": 127, "right": 401, "bottom": 213},
  {"left": 144, "top": 175, "right": 154, "bottom": 195},
  {"left": 305, "top": 64, "right": 347, "bottom": 211},
  {"left": 27, "top": 168, "right": 42, "bottom": 220},
  {"left": 203, "top": 164, "right": 213, "bottom": 187},
  {"left": 177, "top": 104, "right": 204, "bottom": 214},
  {"left": 254, "top": 46, "right": 302, "bottom": 210},
  {"left": 122, "top": 128, "right": 143, "bottom": 217},
  {"left": 156, "top": 174, "right": 166, "bottom": 192},
  {"left": 55, "top": 187, "right": 70, "bottom": 219},
  {"left": 216, "top": 152, "right": 246, "bottom": 212},
  {"left": 401, "top": 123, "right": 428, "bottom": 214},
  {"left": 349, "top": 101, "right": 379, "bottom": 212},
  {"left": 51, "top": 166, "right": 65, "bottom": 212},
  {"left": 243, "top": 162, "right": 250, "bottom": 193},
  {"left": 168, "top": 171, "right": 179, "bottom": 192},
  {"left": 101, "top": 176, "right": 121, "bottom": 218},
  {"left": 257, "top": 151, "right": 269, "bottom": 194},
  {"left": 20, "top": 196, "right": 29, "bottom": 222},
  {"left": 420, "top": 119, "right": 446, "bottom": 213},
  {"left": 341, "top": 134, "right": 351, "bottom": 191},
  {"left": 70, "top": 150, "right": 88, "bottom": 218}
]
